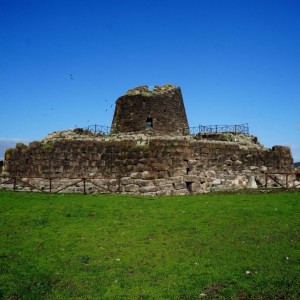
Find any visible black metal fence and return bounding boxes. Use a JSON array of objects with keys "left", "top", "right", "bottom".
[
  {"left": 189, "top": 123, "right": 249, "bottom": 135},
  {"left": 84, "top": 123, "right": 249, "bottom": 136},
  {"left": 84, "top": 124, "right": 111, "bottom": 135}
]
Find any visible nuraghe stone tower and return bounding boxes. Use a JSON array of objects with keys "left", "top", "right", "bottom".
[
  {"left": 111, "top": 85, "right": 190, "bottom": 135},
  {"left": 1, "top": 84, "right": 297, "bottom": 195}
]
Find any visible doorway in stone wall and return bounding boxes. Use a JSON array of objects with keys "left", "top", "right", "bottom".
[{"left": 186, "top": 182, "right": 192, "bottom": 193}]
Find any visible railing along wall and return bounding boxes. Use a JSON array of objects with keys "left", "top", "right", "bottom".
[
  {"left": 189, "top": 123, "right": 249, "bottom": 135},
  {"left": 0, "top": 176, "right": 115, "bottom": 194},
  {"left": 262, "top": 171, "right": 300, "bottom": 189},
  {"left": 1, "top": 170, "right": 299, "bottom": 194},
  {"left": 84, "top": 125, "right": 111, "bottom": 135},
  {"left": 84, "top": 123, "right": 250, "bottom": 136}
]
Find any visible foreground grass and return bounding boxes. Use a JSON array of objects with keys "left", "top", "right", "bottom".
[{"left": 0, "top": 191, "right": 299, "bottom": 299}]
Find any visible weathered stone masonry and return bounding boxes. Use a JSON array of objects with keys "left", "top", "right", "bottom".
[
  {"left": 1, "top": 84, "right": 296, "bottom": 194},
  {"left": 2, "top": 137, "right": 293, "bottom": 195},
  {"left": 111, "top": 85, "right": 189, "bottom": 135}
]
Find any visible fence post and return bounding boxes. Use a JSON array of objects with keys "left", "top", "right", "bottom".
[
  {"left": 49, "top": 178, "right": 52, "bottom": 193},
  {"left": 83, "top": 178, "right": 86, "bottom": 194},
  {"left": 118, "top": 175, "right": 121, "bottom": 193}
]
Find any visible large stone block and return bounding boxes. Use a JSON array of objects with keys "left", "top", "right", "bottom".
[
  {"left": 141, "top": 171, "right": 157, "bottom": 180},
  {"left": 151, "top": 163, "right": 170, "bottom": 171},
  {"left": 121, "top": 177, "right": 133, "bottom": 185},
  {"left": 140, "top": 186, "right": 157, "bottom": 193},
  {"left": 130, "top": 172, "right": 142, "bottom": 179},
  {"left": 158, "top": 171, "right": 169, "bottom": 179},
  {"left": 174, "top": 182, "right": 187, "bottom": 190},
  {"left": 154, "top": 179, "right": 167, "bottom": 186},
  {"left": 109, "top": 185, "right": 119, "bottom": 192},
  {"left": 125, "top": 184, "right": 140, "bottom": 192},
  {"left": 168, "top": 169, "right": 186, "bottom": 177},
  {"left": 133, "top": 179, "right": 154, "bottom": 187},
  {"left": 136, "top": 163, "right": 152, "bottom": 172},
  {"left": 183, "top": 175, "right": 199, "bottom": 183},
  {"left": 168, "top": 176, "right": 183, "bottom": 183},
  {"left": 156, "top": 190, "right": 171, "bottom": 196},
  {"left": 247, "top": 175, "right": 258, "bottom": 189},
  {"left": 171, "top": 189, "right": 189, "bottom": 195}
]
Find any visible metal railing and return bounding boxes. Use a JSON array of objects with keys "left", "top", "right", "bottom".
[
  {"left": 0, "top": 176, "right": 114, "bottom": 194},
  {"left": 189, "top": 123, "right": 249, "bottom": 135},
  {"left": 84, "top": 123, "right": 249, "bottom": 136},
  {"left": 84, "top": 124, "right": 111, "bottom": 135},
  {"left": 262, "top": 171, "right": 300, "bottom": 189},
  {"left": 1, "top": 170, "right": 299, "bottom": 194}
]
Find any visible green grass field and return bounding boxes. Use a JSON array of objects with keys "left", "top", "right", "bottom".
[{"left": 0, "top": 191, "right": 299, "bottom": 299}]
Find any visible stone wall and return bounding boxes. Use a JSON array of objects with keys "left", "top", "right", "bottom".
[
  {"left": 1, "top": 83, "right": 296, "bottom": 194},
  {"left": 1, "top": 138, "right": 295, "bottom": 195},
  {"left": 111, "top": 85, "right": 190, "bottom": 135}
]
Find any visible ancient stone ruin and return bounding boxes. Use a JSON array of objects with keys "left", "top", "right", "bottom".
[
  {"left": 1, "top": 84, "right": 299, "bottom": 194},
  {"left": 111, "top": 85, "right": 189, "bottom": 135}
]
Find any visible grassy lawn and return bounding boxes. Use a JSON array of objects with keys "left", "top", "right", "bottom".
[{"left": 0, "top": 191, "right": 299, "bottom": 299}]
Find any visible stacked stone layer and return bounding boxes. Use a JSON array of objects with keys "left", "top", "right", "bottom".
[
  {"left": 2, "top": 137, "right": 294, "bottom": 194},
  {"left": 1, "top": 84, "right": 296, "bottom": 194},
  {"left": 111, "top": 85, "right": 190, "bottom": 135}
]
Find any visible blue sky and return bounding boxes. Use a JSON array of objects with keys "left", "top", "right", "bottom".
[{"left": 1, "top": 0, "right": 300, "bottom": 161}]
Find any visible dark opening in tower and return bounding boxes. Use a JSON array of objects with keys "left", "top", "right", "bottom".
[
  {"left": 146, "top": 117, "right": 153, "bottom": 129},
  {"left": 186, "top": 182, "right": 193, "bottom": 193}
]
